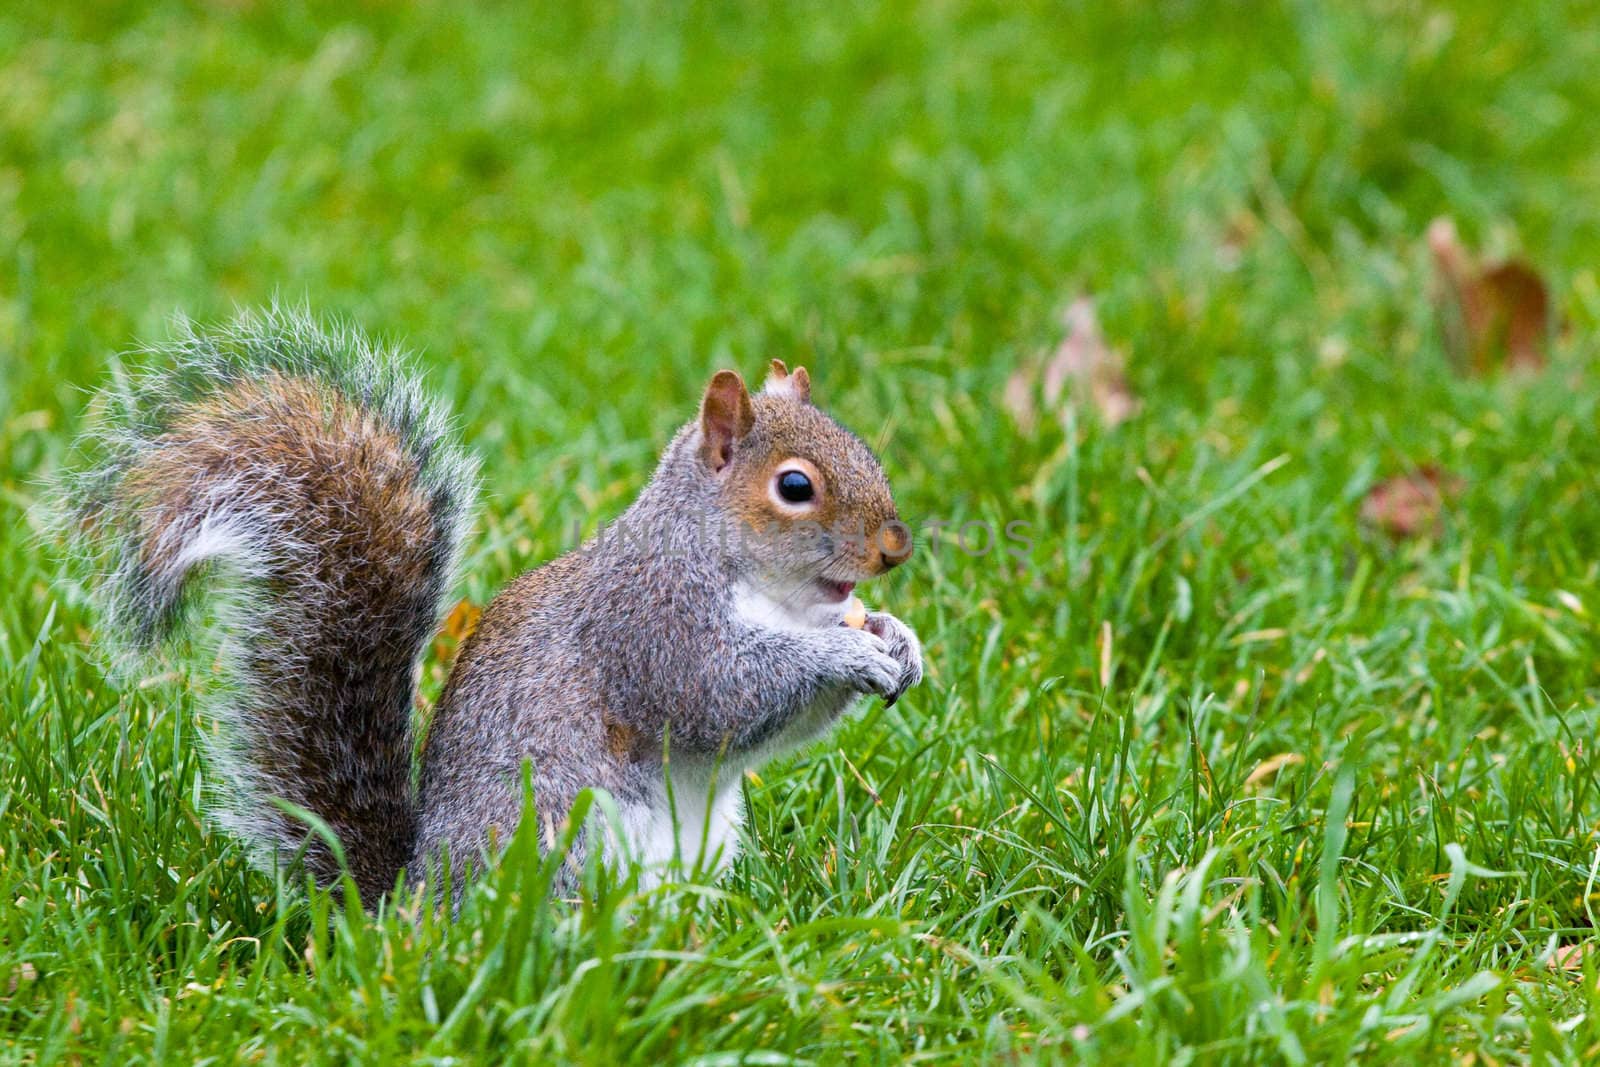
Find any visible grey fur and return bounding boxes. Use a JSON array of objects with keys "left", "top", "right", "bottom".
[{"left": 419, "top": 427, "right": 923, "bottom": 894}]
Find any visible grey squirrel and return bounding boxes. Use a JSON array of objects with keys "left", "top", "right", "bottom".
[{"left": 65, "top": 307, "right": 923, "bottom": 903}]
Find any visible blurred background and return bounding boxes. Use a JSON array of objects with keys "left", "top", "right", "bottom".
[{"left": 6, "top": 3, "right": 1597, "bottom": 490}]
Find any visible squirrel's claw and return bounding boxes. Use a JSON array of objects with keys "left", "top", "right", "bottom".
[{"left": 865, "top": 611, "right": 924, "bottom": 706}]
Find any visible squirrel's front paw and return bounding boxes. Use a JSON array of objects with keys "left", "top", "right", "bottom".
[
  {"left": 864, "top": 612, "right": 924, "bottom": 706},
  {"left": 824, "top": 627, "right": 904, "bottom": 703}
]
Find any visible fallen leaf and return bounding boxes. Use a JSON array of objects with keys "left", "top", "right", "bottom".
[
  {"left": 430, "top": 598, "right": 482, "bottom": 675},
  {"left": 1360, "top": 466, "right": 1463, "bottom": 539},
  {"left": 1547, "top": 942, "right": 1592, "bottom": 973},
  {"left": 1244, "top": 752, "right": 1304, "bottom": 788},
  {"left": 1214, "top": 208, "right": 1261, "bottom": 272},
  {"left": 438, "top": 597, "right": 481, "bottom": 642},
  {"left": 1005, "top": 297, "right": 1140, "bottom": 429},
  {"left": 1427, "top": 217, "right": 1552, "bottom": 373},
  {"left": 3, "top": 961, "right": 37, "bottom": 997}
]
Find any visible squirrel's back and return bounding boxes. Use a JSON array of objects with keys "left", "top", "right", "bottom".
[{"left": 64, "top": 307, "right": 476, "bottom": 898}]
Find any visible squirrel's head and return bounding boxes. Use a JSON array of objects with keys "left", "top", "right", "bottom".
[{"left": 694, "top": 360, "right": 910, "bottom": 615}]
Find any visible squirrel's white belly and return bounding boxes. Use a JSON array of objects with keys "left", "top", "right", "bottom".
[
  {"left": 613, "top": 693, "right": 856, "bottom": 886},
  {"left": 609, "top": 582, "right": 862, "bottom": 885},
  {"left": 617, "top": 763, "right": 746, "bottom": 886}
]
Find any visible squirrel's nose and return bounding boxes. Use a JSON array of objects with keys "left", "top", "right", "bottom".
[{"left": 877, "top": 520, "right": 912, "bottom": 571}]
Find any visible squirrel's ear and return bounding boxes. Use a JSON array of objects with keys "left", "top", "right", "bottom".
[
  {"left": 699, "top": 370, "right": 754, "bottom": 472},
  {"left": 791, "top": 366, "right": 812, "bottom": 403},
  {"left": 762, "top": 360, "right": 812, "bottom": 403}
]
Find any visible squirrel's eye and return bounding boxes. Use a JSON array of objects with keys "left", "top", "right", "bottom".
[{"left": 777, "top": 470, "right": 814, "bottom": 503}]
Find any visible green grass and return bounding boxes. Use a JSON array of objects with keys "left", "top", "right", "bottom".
[{"left": 5, "top": 0, "right": 1600, "bottom": 1061}]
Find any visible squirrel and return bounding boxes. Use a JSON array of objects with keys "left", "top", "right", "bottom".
[{"left": 64, "top": 307, "right": 924, "bottom": 904}]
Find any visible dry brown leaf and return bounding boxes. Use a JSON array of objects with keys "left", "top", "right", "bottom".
[
  {"left": 440, "top": 597, "right": 482, "bottom": 641},
  {"left": 3, "top": 961, "right": 37, "bottom": 997},
  {"left": 1244, "top": 752, "right": 1304, "bottom": 788},
  {"left": 420, "top": 598, "right": 483, "bottom": 707},
  {"left": 1215, "top": 208, "right": 1261, "bottom": 272},
  {"left": 1548, "top": 942, "right": 1593, "bottom": 973},
  {"left": 1360, "top": 466, "right": 1463, "bottom": 539},
  {"left": 431, "top": 598, "right": 482, "bottom": 666},
  {"left": 1427, "top": 217, "right": 1552, "bottom": 374},
  {"left": 1005, "top": 297, "right": 1140, "bottom": 430}
]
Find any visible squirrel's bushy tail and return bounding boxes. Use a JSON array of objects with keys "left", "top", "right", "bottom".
[{"left": 63, "top": 306, "right": 477, "bottom": 899}]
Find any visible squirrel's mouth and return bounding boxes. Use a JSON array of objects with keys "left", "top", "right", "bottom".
[{"left": 815, "top": 578, "right": 856, "bottom": 602}]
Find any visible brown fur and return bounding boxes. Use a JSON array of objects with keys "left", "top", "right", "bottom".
[
  {"left": 109, "top": 374, "right": 454, "bottom": 897},
  {"left": 716, "top": 378, "right": 906, "bottom": 577}
]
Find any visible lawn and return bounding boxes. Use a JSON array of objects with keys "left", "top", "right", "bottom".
[{"left": 5, "top": 0, "right": 1600, "bottom": 1061}]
